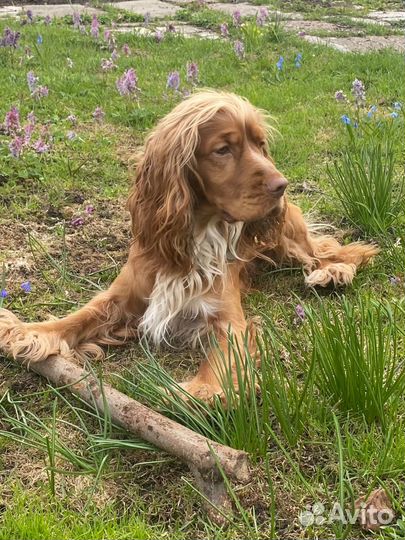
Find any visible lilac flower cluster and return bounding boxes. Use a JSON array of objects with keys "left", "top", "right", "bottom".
[
  {"left": 93, "top": 106, "right": 105, "bottom": 122},
  {"left": 155, "top": 30, "right": 164, "bottom": 43},
  {"left": 220, "top": 22, "right": 229, "bottom": 37},
  {"left": 101, "top": 58, "right": 117, "bottom": 71},
  {"left": 91, "top": 15, "right": 99, "bottom": 39},
  {"left": 2, "top": 106, "right": 50, "bottom": 158},
  {"left": 186, "top": 62, "right": 199, "bottom": 84},
  {"left": 0, "top": 27, "right": 20, "bottom": 48},
  {"left": 70, "top": 204, "right": 95, "bottom": 228},
  {"left": 276, "top": 56, "right": 284, "bottom": 71},
  {"left": 27, "top": 71, "right": 49, "bottom": 99},
  {"left": 352, "top": 78, "right": 366, "bottom": 107},
  {"left": 232, "top": 10, "right": 242, "bottom": 27},
  {"left": 167, "top": 71, "right": 180, "bottom": 91},
  {"left": 72, "top": 12, "right": 81, "bottom": 30},
  {"left": 256, "top": 7, "right": 269, "bottom": 26},
  {"left": 234, "top": 40, "right": 245, "bottom": 59},
  {"left": 104, "top": 29, "right": 117, "bottom": 51},
  {"left": 116, "top": 68, "right": 139, "bottom": 97}
]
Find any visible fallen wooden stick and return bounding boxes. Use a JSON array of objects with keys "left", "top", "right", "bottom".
[{"left": 14, "top": 354, "right": 251, "bottom": 522}]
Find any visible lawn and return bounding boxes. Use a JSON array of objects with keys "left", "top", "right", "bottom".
[{"left": 0, "top": 4, "right": 404, "bottom": 539}]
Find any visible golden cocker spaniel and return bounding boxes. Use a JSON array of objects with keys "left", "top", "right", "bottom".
[{"left": 0, "top": 91, "right": 378, "bottom": 401}]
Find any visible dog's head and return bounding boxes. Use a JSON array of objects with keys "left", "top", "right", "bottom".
[{"left": 129, "top": 91, "right": 287, "bottom": 271}]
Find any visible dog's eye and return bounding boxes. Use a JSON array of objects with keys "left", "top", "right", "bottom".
[{"left": 214, "top": 145, "right": 231, "bottom": 156}]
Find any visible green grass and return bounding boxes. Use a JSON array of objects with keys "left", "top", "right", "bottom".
[{"left": 1, "top": 10, "right": 405, "bottom": 540}]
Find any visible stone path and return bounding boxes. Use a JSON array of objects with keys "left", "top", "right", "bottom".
[{"left": 1, "top": 1, "right": 404, "bottom": 53}]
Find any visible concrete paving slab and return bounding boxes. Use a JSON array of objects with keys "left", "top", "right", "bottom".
[
  {"left": 303, "top": 34, "right": 405, "bottom": 53},
  {"left": 209, "top": 2, "right": 303, "bottom": 20},
  {"left": 0, "top": 4, "right": 103, "bottom": 18},
  {"left": 368, "top": 10, "right": 405, "bottom": 22},
  {"left": 114, "top": 0, "right": 180, "bottom": 17}
]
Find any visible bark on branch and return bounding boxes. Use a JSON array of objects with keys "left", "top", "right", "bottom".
[{"left": 16, "top": 354, "right": 251, "bottom": 522}]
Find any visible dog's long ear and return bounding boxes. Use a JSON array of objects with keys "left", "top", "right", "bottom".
[{"left": 127, "top": 115, "right": 199, "bottom": 274}]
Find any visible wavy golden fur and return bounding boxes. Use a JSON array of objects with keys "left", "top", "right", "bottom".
[{"left": 0, "top": 90, "right": 378, "bottom": 401}]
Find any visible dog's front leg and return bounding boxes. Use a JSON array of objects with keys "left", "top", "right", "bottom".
[
  {"left": 0, "top": 246, "right": 154, "bottom": 363},
  {"left": 179, "top": 265, "right": 255, "bottom": 403}
]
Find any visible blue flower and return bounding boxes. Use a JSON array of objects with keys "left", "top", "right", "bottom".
[
  {"left": 390, "top": 112, "right": 399, "bottom": 119},
  {"left": 294, "top": 53, "right": 302, "bottom": 68},
  {"left": 37, "top": 34, "right": 43, "bottom": 45},
  {"left": 341, "top": 114, "right": 351, "bottom": 125},
  {"left": 393, "top": 102, "right": 402, "bottom": 110},
  {"left": 276, "top": 56, "right": 284, "bottom": 71},
  {"left": 21, "top": 281, "right": 31, "bottom": 293},
  {"left": 367, "top": 105, "right": 377, "bottom": 118},
  {"left": 0, "top": 289, "right": 7, "bottom": 298}
]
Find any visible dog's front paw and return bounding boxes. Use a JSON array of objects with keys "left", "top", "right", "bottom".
[
  {"left": 177, "top": 380, "right": 226, "bottom": 405},
  {"left": 305, "top": 263, "right": 357, "bottom": 287},
  {"left": 0, "top": 308, "right": 70, "bottom": 363}
]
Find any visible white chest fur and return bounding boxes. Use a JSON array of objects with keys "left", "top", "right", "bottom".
[{"left": 139, "top": 219, "right": 243, "bottom": 347}]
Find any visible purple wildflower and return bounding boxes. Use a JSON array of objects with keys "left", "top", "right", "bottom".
[
  {"left": 122, "top": 43, "right": 131, "bottom": 55},
  {"left": 186, "top": 62, "right": 199, "bottom": 84},
  {"left": 295, "top": 304, "right": 305, "bottom": 322},
  {"left": 67, "top": 131, "right": 76, "bottom": 140},
  {"left": 24, "top": 123, "right": 35, "bottom": 145},
  {"left": 111, "top": 49, "right": 119, "bottom": 62},
  {"left": 44, "top": 15, "right": 52, "bottom": 25},
  {"left": 232, "top": 10, "right": 242, "bottom": 26},
  {"left": 27, "top": 71, "right": 38, "bottom": 93},
  {"left": 21, "top": 281, "right": 31, "bottom": 293},
  {"left": 32, "top": 139, "right": 50, "bottom": 153},
  {"left": 93, "top": 106, "right": 105, "bottom": 122},
  {"left": 298, "top": 30, "right": 306, "bottom": 37},
  {"left": 4, "top": 106, "right": 20, "bottom": 134},
  {"left": 341, "top": 114, "right": 351, "bottom": 125},
  {"left": 334, "top": 90, "right": 347, "bottom": 102},
  {"left": 155, "top": 30, "right": 164, "bottom": 43},
  {"left": 9, "top": 137, "right": 24, "bottom": 158},
  {"left": 276, "top": 56, "right": 284, "bottom": 71},
  {"left": 0, "top": 289, "right": 7, "bottom": 298},
  {"left": 104, "top": 30, "right": 116, "bottom": 50},
  {"left": 37, "top": 34, "right": 43, "bottom": 45},
  {"left": 71, "top": 216, "right": 84, "bottom": 228},
  {"left": 27, "top": 111, "right": 36, "bottom": 124},
  {"left": 234, "top": 40, "right": 245, "bottom": 59},
  {"left": 101, "top": 58, "right": 117, "bottom": 71},
  {"left": 220, "top": 23, "right": 229, "bottom": 37},
  {"left": 73, "top": 12, "right": 81, "bottom": 29},
  {"left": 26, "top": 10, "right": 34, "bottom": 23},
  {"left": 67, "top": 114, "right": 77, "bottom": 124},
  {"left": 352, "top": 78, "right": 366, "bottom": 107},
  {"left": 0, "top": 27, "right": 21, "bottom": 48},
  {"left": 91, "top": 15, "right": 99, "bottom": 39},
  {"left": 34, "top": 86, "right": 49, "bottom": 99},
  {"left": 166, "top": 71, "right": 180, "bottom": 91},
  {"left": 85, "top": 204, "right": 95, "bottom": 214},
  {"left": 116, "top": 68, "right": 139, "bottom": 97},
  {"left": 257, "top": 7, "right": 269, "bottom": 26}
]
